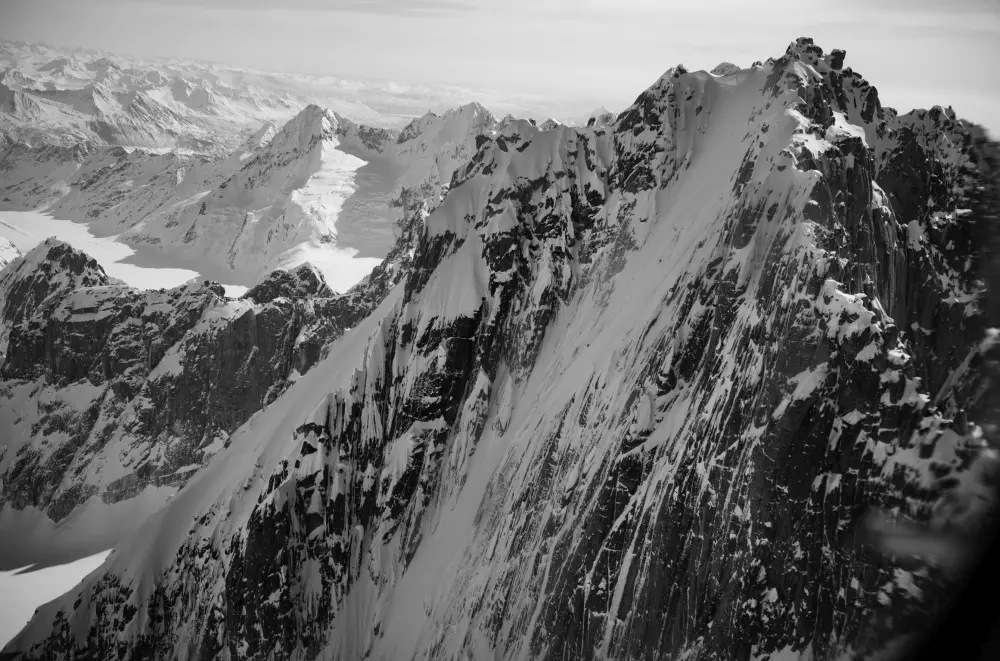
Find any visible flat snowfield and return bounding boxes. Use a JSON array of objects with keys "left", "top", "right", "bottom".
[
  {"left": 0, "top": 210, "right": 248, "bottom": 296},
  {"left": 0, "top": 549, "right": 111, "bottom": 648}
]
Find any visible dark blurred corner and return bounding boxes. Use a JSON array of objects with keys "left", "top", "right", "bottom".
[{"left": 904, "top": 130, "right": 1000, "bottom": 661}]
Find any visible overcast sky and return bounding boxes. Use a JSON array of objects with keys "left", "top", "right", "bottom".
[{"left": 2, "top": 0, "right": 999, "bottom": 132}]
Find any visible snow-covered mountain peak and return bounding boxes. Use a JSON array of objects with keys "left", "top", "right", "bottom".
[
  {"left": 494, "top": 112, "right": 531, "bottom": 135},
  {"left": 3, "top": 37, "right": 998, "bottom": 661},
  {"left": 263, "top": 103, "right": 338, "bottom": 156},
  {"left": 235, "top": 119, "right": 279, "bottom": 155},
  {"left": 0, "top": 238, "right": 111, "bottom": 354},
  {"left": 397, "top": 101, "right": 496, "bottom": 145},
  {"left": 3, "top": 237, "right": 108, "bottom": 283},
  {"left": 0, "top": 68, "right": 31, "bottom": 90}
]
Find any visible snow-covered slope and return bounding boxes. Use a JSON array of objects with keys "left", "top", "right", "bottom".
[{"left": 3, "top": 38, "right": 999, "bottom": 661}]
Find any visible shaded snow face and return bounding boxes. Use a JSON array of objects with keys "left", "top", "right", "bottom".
[{"left": 5, "top": 37, "right": 1000, "bottom": 661}]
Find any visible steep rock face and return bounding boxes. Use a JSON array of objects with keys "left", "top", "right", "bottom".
[
  {"left": 0, "top": 238, "right": 109, "bottom": 355},
  {"left": 0, "top": 242, "right": 391, "bottom": 533},
  {"left": 3, "top": 39, "right": 998, "bottom": 661},
  {"left": 392, "top": 102, "right": 498, "bottom": 194}
]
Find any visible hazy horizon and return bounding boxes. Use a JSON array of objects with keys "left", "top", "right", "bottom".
[{"left": 1, "top": 0, "right": 999, "bottom": 131}]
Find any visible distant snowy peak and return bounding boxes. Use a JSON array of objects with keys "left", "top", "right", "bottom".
[
  {"left": 212, "top": 105, "right": 340, "bottom": 189},
  {"left": 226, "top": 119, "right": 278, "bottom": 162},
  {"left": 1, "top": 96, "right": 508, "bottom": 294},
  {"left": 555, "top": 106, "right": 618, "bottom": 129},
  {"left": 0, "top": 236, "right": 19, "bottom": 270},
  {"left": 0, "top": 40, "right": 385, "bottom": 153},
  {"left": 586, "top": 110, "right": 617, "bottom": 128},
  {"left": 251, "top": 103, "right": 338, "bottom": 158},
  {"left": 396, "top": 101, "right": 496, "bottom": 145},
  {"left": 330, "top": 112, "right": 397, "bottom": 154},
  {"left": 0, "top": 237, "right": 109, "bottom": 293},
  {"left": 0, "top": 68, "right": 33, "bottom": 90}
]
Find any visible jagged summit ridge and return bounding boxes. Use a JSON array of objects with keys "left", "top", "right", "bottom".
[
  {"left": 0, "top": 237, "right": 109, "bottom": 354},
  {"left": 263, "top": 103, "right": 337, "bottom": 154},
  {"left": 1, "top": 37, "right": 998, "bottom": 661}
]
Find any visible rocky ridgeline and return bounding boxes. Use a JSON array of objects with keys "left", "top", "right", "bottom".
[{"left": 3, "top": 38, "right": 999, "bottom": 661}]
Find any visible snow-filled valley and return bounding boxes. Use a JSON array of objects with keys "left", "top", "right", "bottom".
[
  {"left": 0, "top": 209, "right": 248, "bottom": 294},
  {"left": 0, "top": 34, "right": 999, "bottom": 661},
  {"left": 0, "top": 550, "right": 112, "bottom": 648}
]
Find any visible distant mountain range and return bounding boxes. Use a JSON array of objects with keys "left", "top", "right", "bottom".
[{"left": 0, "top": 39, "right": 611, "bottom": 152}]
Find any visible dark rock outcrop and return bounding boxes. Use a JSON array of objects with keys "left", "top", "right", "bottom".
[{"left": 242, "top": 263, "right": 333, "bottom": 304}]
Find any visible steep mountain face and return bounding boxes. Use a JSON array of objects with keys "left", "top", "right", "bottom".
[
  {"left": 0, "top": 238, "right": 412, "bottom": 564},
  {"left": 3, "top": 38, "right": 998, "bottom": 661},
  {"left": 391, "top": 102, "right": 498, "bottom": 192},
  {"left": 118, "top": 105, "right": 374, "bottom": 289},
  {"left": 108, "top": 102, "right": 495, "bottom": 290},
  {"left": 0, "top": 239, "right": 108, "bottom": 356}
]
